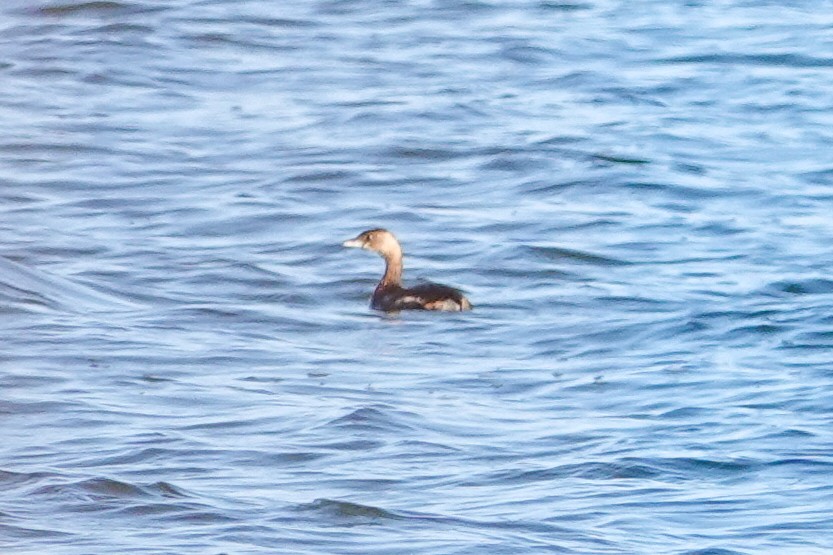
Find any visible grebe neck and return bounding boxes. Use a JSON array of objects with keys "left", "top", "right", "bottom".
[{"left": 380, "top": 253, "right": 403, "bottom": 287}]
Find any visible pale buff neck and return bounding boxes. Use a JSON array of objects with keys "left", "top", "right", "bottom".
[{"left": 380, "top": 251, "right": 403, "bottom": 287}]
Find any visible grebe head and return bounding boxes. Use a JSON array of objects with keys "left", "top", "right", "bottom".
[{"left": 342, "top": 228, "right": 402, "bottom": 259}]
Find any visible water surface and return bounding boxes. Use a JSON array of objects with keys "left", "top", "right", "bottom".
[{"left": 2, "top": 1, "right": 833, "bottom": 553}]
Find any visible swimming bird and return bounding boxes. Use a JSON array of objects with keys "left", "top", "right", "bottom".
[{"left": 342, "top": 228, "right": 472, "bottom": 312}]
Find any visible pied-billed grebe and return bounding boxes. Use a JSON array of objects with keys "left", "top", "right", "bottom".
[{"left": 342, "top": 228, "right": 472, "bottom": 312}]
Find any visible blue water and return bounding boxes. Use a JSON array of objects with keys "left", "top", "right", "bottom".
[{"left": 2, "top": 1, "right": 833, "bottom": 553}]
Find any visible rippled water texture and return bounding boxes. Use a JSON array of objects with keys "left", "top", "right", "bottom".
[{"left": 2, "top": 1, "right": 833, "bottom": 553}]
